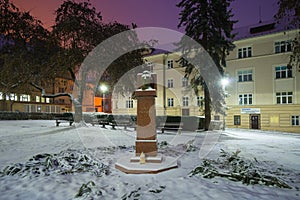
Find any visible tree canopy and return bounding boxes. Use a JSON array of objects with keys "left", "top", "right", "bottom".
[
  {"left": 0, "top": 0, "right": 57, "bottom": 94},
  {"left": 177, "top": 0, "right": 236, "bottom": 130},
  {"left": 275, "top": 0, "right": 300, "bottom": 71}
]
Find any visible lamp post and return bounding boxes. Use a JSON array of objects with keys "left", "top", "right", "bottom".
[
  {"left": 100, "top": 84, "right": 108, "bottom": 113},
  {"left": 221, "top": 77, "right": 229, "bottom": 131},
  {"left": 163, "top": 53, "right": 168, "bottom": 116}
]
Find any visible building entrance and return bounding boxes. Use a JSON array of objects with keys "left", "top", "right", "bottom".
[{"left": 250, "top": 114, "right": 260, "bottom": 129}]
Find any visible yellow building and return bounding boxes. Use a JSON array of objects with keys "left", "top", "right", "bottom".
[
  {"left": 112, "top": 50, "right": 205, "bottom": 117},
  {"left": 113, "top": 21, "right": 299, "bottom": 133},
  {"left": 225, "top": 21, "right": 300, "bottom": 133},
  {"left": 0, "top": 77, "right": 73, "bottom": 113}
]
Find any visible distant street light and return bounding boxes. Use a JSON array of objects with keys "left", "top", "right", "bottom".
[
  {"left": 100, "top": 84, "right": 108, "bottom": 113},
  {"left": 221, "top": 77, "right": 229, "bottom": 87},
  {"left": 221, "top": 77, "right": 229, "bottom": 131}
]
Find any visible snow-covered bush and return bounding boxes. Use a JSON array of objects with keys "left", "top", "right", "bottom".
[
  {"left": 0, "top": 149, "right": 110, "bottom": 177},
  {"left": 190, "top": 149, "right": 292, "bottom": 189}
]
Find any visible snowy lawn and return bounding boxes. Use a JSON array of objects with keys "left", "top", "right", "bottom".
[{"left": 0, "top": 120, "right": 299, "bottom": 200}]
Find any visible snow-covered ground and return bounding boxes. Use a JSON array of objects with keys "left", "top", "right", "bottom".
[{"left": 0, "top": 120, "right": 299, "bottom": 200}]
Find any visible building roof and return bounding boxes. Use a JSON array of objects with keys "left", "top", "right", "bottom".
[
  {"left": 233, "top": 19, "right": 298, "bottom": 41},
  {"left": 143, "top": 19, "right": 298, "bottom": 56}
]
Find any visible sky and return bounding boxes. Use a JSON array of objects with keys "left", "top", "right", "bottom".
[{"left": 12, "top": 0, "right": 279, "bottom": 31}]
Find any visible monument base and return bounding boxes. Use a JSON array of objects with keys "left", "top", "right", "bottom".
[
  {"left": 130, "top": 155, "right": 163, "bottom": 163},
  {"left": 115, "top": 154, "right": 178, "bottom": 174}
]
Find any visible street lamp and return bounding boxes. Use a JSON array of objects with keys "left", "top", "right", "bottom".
[
  {"left": 221, "top": 77, "right": 229, "bottom": 131},
  {"left": 100, "top": 84, "right": 108, "bottom": 113}
]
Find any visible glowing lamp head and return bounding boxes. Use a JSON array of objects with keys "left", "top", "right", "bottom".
[
  {"left": 221, "top": 78, "right": 229, "bottom": 87},
  {"left": 100, "top": 85, "right": 108, "bottom": 93}
]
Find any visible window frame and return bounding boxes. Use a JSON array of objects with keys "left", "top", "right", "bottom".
[
  {"left": 197, "top": 96, "right": 203, "bottom": 107},
  {"left": 276, "top": 92, "right": 293, "bottom": 104},
  {"left": 182, "top": 96, "right": 189, "bottom": 107},
  {"left": 275, "top": 66, "right": 292, "bottom": 79},
  {"left": 20, "top": 94, "right": 31, "bottom": 102},
  {"left": 238, "top": 69, "right": 253, "bottom": 82},
  {"left": 291, "top": 116, "right": 300, "bottom": 126},
  {"left": 274, "top": 40, "right": 292, "bottom": 53},
  {"left": 167, "top": 79, "right": 174, "bottom": 88},
  {"left": 182, "top": 77, "right": 189, "bottom": 87},
  {"left": 167, "top": 59, "right": 174, "bottom": 69},
  {"left": 167, "top": 97, "right": 174, "bottom": 107},
  {"left": 238, "top": 93, "right": 253, "bottom": 105},
  {"left": 145, "top": 61, "right": 154, "bottom": 72},
  {"left": 234, "top": 115, "right": 241, "bottom": 125},
  {"left": 126, "top": 98, "right": 133, "bottom": 108},
  {"left": 238, "top": 46, "right": 252, "bottom": 59}
]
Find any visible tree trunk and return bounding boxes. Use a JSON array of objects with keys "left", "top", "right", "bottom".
[
  {"left": 73, "top": 70, "right": 87, "bottom": 123},
  {"left": 204, "top": 85, "right": 211, "bottom": 131},
  {"left": 9, "top": 100, "right": 14, "bottom": 112},
  {"left": 74, "top": 104, "right": 83, "bottom": 123}
]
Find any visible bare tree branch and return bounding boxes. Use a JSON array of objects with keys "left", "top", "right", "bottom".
[{"left": 30, "top": 82, "right": 76, "bottom": 103}]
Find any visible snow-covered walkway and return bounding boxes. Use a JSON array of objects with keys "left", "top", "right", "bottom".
[{"left": 0, "top": 120, "right": 299, "bottom": 200}]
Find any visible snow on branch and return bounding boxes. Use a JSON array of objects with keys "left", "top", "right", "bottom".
[
  {"left": 1, "top": 81, "right": 21, "bottom": 89},
  {"left": 30, "top": 82, "right": 78, "bottom": 104}
]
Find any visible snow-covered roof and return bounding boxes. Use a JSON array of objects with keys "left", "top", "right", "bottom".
[{"left": 233, "top": 19, "right": 298, "bottom": 41}]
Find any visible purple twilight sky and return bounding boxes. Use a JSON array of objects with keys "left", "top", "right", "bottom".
[{"left": 12, "top": 0, "right": 279, "bottom": 31}]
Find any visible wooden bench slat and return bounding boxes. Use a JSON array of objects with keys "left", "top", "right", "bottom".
[{"left": 158, "top": 122, "right": 183, "bottom": 134}]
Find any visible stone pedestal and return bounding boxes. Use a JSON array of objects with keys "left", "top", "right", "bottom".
[
  {"left": 134, "top": 89, "right": 158, "bottom": 157},
  {"left": 115, "top": 71, "right": 178, "bottom": 174}
]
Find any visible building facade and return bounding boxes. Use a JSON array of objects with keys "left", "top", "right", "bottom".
[
  {"left": 0, "top": 77, "right": 73, "bottom": 113},
  {"left": 112, "top": 51, "right": 205, "bottom": 117},
  {"left": 225, "top": 22, "right": 300, "bottom": 133},
  {"left": 112, "top": 21, "right": 300, "bottom": 133}
]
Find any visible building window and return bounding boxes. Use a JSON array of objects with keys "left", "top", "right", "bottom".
[
  {"left": 275, "top": 40, "right": 292, "bottom": 53},
  {"left": 182, "top": 77, "right": 189, "bottom": 87},
  {"left": 234, "top": 115, "right": 241, "bottom": 125},
  {"left": 146, "top": 61, "right": 154, "bottom": 72},
  {"left": 167, "top": 79, "right": 174, "bottom": 88},
  {"left": 238, "top": 46, "right": 252, "bottom": 58},
  {"left": 167, "top": 60, "right": 173, "bottom": 69},
  {"left": 20, "top": 94, "right": 30, "bottom": 102},
  {"left": 239, "top": 94, "right": 253, "bottom": 105},
  {"left": 168, "top": 98, "right": 174, "bottom": 107},
  {"left": 276, "top": 92, "right": 293, "bottom": 104},
  {"left": 45, "top": 106, "right": 50, "bottom": 113},
  {"left": 37, "top": 105, "right": 42, "bottom": 112},
  {"left": 51, "top": 106, "right": 55, "bottom": 113},
  {"left": 214, "top": 115, "right": 220, "bottom": 120},
  {"left": 275, "top": 66, "right": 292, "bottom": 79},
  {"left": 56, "top": 106, "right": 60, "bottom": 113},
  {"left": 292, "top": 116, "right": 299, "bottom": 126},
  {"left": 24, "top": 105, "right": 30, "bottom": 112},
  {"left": 182, "top": 96, "right": 189, "bottom": 107},
  {"left": 31, "top": 105, "right": 36, "bottom": 112},
  {"left": 126, "top": 98, "right": 133, "bottom": 108},
  {"left": 6, "top": 93, "right": 17, "bottom": 101},
  {"left": 238, "top": 70, "right": 253, "bottom": 82},
  {"left": 46, "top": 98, "right": 50, "bottom": 103},
  {"left": 197, "top": 96, "right": 203, "bottom": 107},
  {"left": 0, "top": 92, "right": 3, "bottom": 100},
  {"left": 36, "top": 96, "right": 40, "bottom": 102}
]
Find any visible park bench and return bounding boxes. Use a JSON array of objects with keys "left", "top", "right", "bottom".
[
  {"left": 110, "top": 119, "right": 133, "bottom": 130},
  {"left": 91, "top": 115, "right": 110, "bottom": 128},
  {"left": 158, "top": 122, "right": 183, "bottom": 134},
  {"left": 54, "top": 113, "right": 74, "bottom": 127}
]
